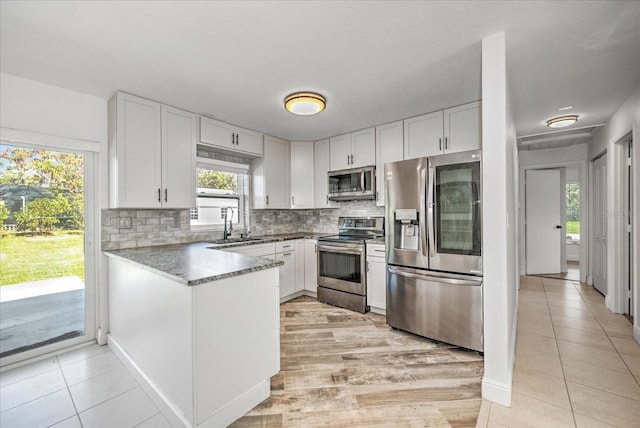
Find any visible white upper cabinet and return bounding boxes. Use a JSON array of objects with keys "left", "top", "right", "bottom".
[
  {"left": 351, "top": 127, "right": 376, "bottom": 167},
  {"left": 442, "top": 101, "right": 482, "bottom": 154},
  {"left": 404, "top": 101, "right": 481, "bottom": 159},
  {"left": 252, "top": 135, "right": 290, "bottom": 209},
  {"left": 200, "top": 116, "right": 263, "bottom": 157},
  {"left": 313, "top": 139, "right": 337, "bottom": 209},
  {"left": 162, "top": 105, "right": 197, "bottom": 208},
  {"left": 290, "top": 141, "right": 315, "bottom": 209},
  {"left": 109, "top": 92, "right": 195, "bottom": 208},
  {"left": 375, "top": 121, "right": 404, "bottom": 207},
  {"left": 403, "top": 110, "right": 444, "bottom": 159},
  {"left": 329, "top": 127, "right": 375, "bottom": 170}
]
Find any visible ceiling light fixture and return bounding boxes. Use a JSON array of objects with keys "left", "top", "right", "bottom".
[
  {"left": 546, "top": 115, "right": 579, "bottom": 128},
  {"left": 284, "top": 92, "right": 326, "bottom": 116}
]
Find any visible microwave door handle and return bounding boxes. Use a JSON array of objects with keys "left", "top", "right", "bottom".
[
  {"left": 427, "top": 166, "right": 435, "bottom": 258},
  {"left": 361, "top": 171, "right": 365, "bottom": 193},
  {"left": 419, "top": 167, "right": 427, "bottom": 257}
]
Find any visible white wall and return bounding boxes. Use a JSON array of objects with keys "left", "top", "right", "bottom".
[
  {"left": 520, "top": 143, "right": 589, "bottom": 166},
  {"left": 589, "top": 86, "right": 640, "bottom": 343},
  {"left": 481, "top": 32, "right": 519, "bottom": 407}
]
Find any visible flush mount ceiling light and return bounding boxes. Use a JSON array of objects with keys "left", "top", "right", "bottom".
[
  {"left": 546, "top": 115, "right": 579, "bottom": 128},
  {"left": 284, "top": 92, "right": 326, "bottom": 116}
]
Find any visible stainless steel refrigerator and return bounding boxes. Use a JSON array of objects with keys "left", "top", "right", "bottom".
[{"left": 385, "top": 150, "right": 483, "bottom": 352}]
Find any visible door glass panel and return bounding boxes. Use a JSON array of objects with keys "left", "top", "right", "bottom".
[
  {"left": 435, "top": 162, "right": 481, "bottom": 255},
  {"left": 0, "top": 144, "right": 86, "bottom": 358},
  {"left": 318, "top": 251, "right": 361, "bottom": 283}
]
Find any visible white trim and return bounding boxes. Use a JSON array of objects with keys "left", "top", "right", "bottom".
[
  {"left": 634, "top": 324, "right": 640, "bottom": 344},
  {"left": 198, "top": 380, "right": 270, "bottom": 428},
  {"left": 519, "top": 160, "right": 589, "bottom": 283},
  {"left": 196, "top": 157, "right": 250, "bottom": 173},
  {"left": 0, "top": 338, "right": 96, "bottom": 369},
  {"left": 108, "top": 334, "right": 190, "bottom": 428},
  {"left": 1, "top": 127, "right": 100, "bottom": 153},
  {"left": 482, "top": 377, "right": 512, "bottom": 407}
]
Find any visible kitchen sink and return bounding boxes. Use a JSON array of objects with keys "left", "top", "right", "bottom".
[{"left": 208, "top": 237, "right": 267, "bottom": 245}]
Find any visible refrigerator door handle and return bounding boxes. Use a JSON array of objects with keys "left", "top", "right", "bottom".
[
  {"left": 388, "top": 266, "right": 482, "bottom": 286},
  {"left": 419, "top": 167, "right": 428, "bottom": 257},
  {"left": 427, "top": 167, "right": 436, "bottom": 257}
]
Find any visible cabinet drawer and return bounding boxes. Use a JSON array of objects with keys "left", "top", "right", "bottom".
[
  {"left": 366, "top": 243, "right": 386, "bottom": 258},
  {"left": 276, "top": 241, "right": 295, "bottom": 253}
]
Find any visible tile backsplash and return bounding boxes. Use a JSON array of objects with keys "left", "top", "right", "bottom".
[{"left": 102, "top": 200, "right": 384, "bottom": 250}]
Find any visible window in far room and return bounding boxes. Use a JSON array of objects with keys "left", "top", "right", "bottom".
[
  {"left": 190, "top": 159, "right": 249, "bottom": 231},
  {"left": 565, "top": 182, "right": 580, "bottom": 244}
]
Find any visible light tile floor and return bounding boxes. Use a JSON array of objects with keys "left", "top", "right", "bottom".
[
  {"left": 477, "top": 275, "right": 640, "bottom": 428},
  {"left": 0, "top": 343, "right": 171, "bottom": 428}
]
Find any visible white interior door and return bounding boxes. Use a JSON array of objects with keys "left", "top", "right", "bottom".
[
  {"left": 526, "top": 169, "right": 562, "bottom": 274},
  {"left": 593, "top": 154, "right": 607, "bottom": 295}
]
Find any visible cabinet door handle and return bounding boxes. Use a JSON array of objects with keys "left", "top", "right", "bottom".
[
  {"left": 347, "top": 155, "right": 350, "bottom": 165},
  {"left": 350, "top": 154, "right": 354, "bottom": 165},
  {"left": 439, "top": 138, "right": 442, "bottom": 151},
  {"left": 235, "top": 133, "right": 239, "bottom": 145},
  {"left": 232, "top": 133, "right": 235, "bottom": 145},
  {"left": 157, "top": 188, "right": 161, "bottom": 203},
  {"left": 326, "top": 195, "right": 329, "bottom": 204},
  {"left": 164, "top": 189, "right": 168, "bottom": 202},
  {"left": 366, "top": 261, "right": 370, "bottom": 272},
  {"left": 445, "top": 136, "right": 448, "bottom": 150},
  {"left": 266, "top": 195, "right": 269, "bottom": 205},
  {"left": 283, "top": 252, "right": 292, "bottom": 257}
]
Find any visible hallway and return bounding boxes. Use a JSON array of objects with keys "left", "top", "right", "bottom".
[{"left": 478, "top": 275, "right": 640, "bottom": 427}]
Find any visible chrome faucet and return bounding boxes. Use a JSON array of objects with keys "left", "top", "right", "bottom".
[{"left": 223, "top": 207, "right": 233, "bottom": 239}]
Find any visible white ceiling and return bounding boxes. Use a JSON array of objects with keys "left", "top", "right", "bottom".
[{"left": 1, "top": 1, "right": 639, "bottom": 143}]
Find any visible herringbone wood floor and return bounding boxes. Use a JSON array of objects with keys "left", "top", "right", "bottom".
[{"left": 231, "top": 296, "right": 484, "bottom": 427}]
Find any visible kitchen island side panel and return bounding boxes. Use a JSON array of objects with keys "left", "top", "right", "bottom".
[
  {"left": 193, "top": 268, "right": 280, "bottom": 426},
  {"left": 108, "top": 258, "right": 194, "bottom": 424}
]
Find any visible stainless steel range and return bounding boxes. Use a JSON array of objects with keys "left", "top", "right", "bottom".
[{"left": 317, "top": 217, "right": 384, "bottom": 313}]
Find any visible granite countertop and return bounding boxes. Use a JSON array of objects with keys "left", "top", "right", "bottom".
[{"left": 104, "top": 242, "right": 283, "bottom": 286}]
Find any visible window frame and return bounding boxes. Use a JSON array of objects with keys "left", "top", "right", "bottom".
[{"left": 191, "top": 158, "right": 249, "bottom": 232}]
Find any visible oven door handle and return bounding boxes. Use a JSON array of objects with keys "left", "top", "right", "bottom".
[{"left": 317, "top": 244, "right": 364, "bottom": 255}]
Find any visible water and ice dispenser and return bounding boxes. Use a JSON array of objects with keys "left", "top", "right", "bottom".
[{"left": 393, "top": 208, "right": 420, "bottom": 251}]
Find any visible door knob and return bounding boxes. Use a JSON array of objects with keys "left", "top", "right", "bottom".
[{"left": 556, "top": 225, "right": 562, "bottom": 229}]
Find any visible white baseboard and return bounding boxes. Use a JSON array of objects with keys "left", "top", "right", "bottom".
[
  {"left": 482, "top": 377, "right": 512, "bottom": 407},
  {"left": 369, "top": 306, "right": 386, "bottom": 316},
  {"left": 108, "top": 334, "right": 191, "bottom": 428},
  {"left": 634, "top": 324, "right": 640, "bottom": 345},
  {"left": 197, "top": 380, "right": 269, "bottom": 427}
]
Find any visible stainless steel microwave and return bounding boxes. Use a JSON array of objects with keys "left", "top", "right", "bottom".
[{"left": 328, "top": 166, "right": 376, "bottom": 201}]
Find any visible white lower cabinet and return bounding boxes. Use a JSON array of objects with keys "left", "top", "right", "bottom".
[
  {"left": 276, "top": 240, "right": 297, "bottom": 301},
  {"left": 304, "top": 239, "right": 318, "bottom": 294},
  {"left": 366, "top": 243, "right": 387, "bottom": 314}
]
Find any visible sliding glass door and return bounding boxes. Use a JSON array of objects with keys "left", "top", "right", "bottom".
[{"left": 0, "top": 142, "right": 95, "bottom": 362}]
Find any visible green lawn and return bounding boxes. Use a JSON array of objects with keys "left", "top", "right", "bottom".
[
  {"left": 566, "top": 221, "right": 580, "bottom": 234},
  {"left": 0, "top": 231, "right": 85, "bottom": 286}
]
